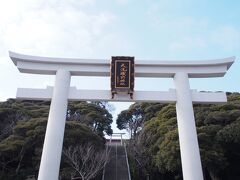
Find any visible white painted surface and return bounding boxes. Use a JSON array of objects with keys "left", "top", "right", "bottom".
[
  {"left": 9, "top": 51, "right": 235, "bottom": 78},
  {"left": 9, "top": 51, "right": 235, "bottom": 180},
  {"left": 38, "top": 70, "right": 71, "bottom": 180},
  {"left": 16, "top": 87, "right": 227, "bottom": 104},
  {"left": 174, "top": 72, "right": 204, "bottom": 180}
]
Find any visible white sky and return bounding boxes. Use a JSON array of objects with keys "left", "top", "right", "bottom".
[{"left": 0, "top": 0, "right": 239, "bottom": 137}]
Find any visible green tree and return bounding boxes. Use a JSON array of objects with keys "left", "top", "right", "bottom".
[
  {"left": 0, "top": 117, "right": 105, "bottom": 179},
  {"left": 67, "top": 102, "right": 113, "bottom": 136},
  {"left": 116, "top": 103, "right": 144, "bottom": 139},
  {"left": 123, "top": 93, "right": 240, "bottom": 180},
  {"left": 0, "top": 99, "right": 112, "bottom": 179}
]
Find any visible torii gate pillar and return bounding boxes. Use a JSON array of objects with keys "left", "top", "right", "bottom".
[
  {"left": 9, "top": 51, "right": 235, "bottom": 180},
  {"left": 174, "top": 72, "right": 203, "bottom": 180},
  {"left": 37, "top": 69, "right": 71, "bottom": 180}
]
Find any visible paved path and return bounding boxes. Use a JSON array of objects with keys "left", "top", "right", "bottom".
[{"left": 103, "top": 144, "right": 131, "bottom": 180}]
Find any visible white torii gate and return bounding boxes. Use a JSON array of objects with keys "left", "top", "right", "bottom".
[
  {"left": 9, "top": 51, "right": 234, "bottom": 180},
  {"left": 108, "top": 133, "right": 125, "bottom": 145}
]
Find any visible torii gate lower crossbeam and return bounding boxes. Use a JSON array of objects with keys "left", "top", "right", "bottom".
[{"left": 9, "top": 51, "right": 235, "bottom": 180}]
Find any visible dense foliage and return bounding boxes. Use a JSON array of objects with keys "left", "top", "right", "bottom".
[
  {"left": 2, "top": 92, "right": 240, "bottom": 180},
  {"left": 123, "top": 93, "right": 240, "bottom": 180},
  {"left": 0, "top": 99, "right": 112, "bottom": 180},
  {"left": 116, "top": 103, "right": 144, "bottom": 139}
]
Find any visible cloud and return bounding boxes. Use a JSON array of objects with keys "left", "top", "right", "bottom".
[
  {"left": 0, "top": 56, "right": 11, "bottom": 66},
  {"left": 210, "top": 26, "right": 240, "bottom": 51},
  {"left": 167, "top": 25, "right": 239, "bottom": 56},
  {"left": 0, "top": 0, "right": 116, "bottom": 57},
  {"left": 145, "top": 1, "right": 239, "bottom": 57},
  {"left": 115, "top": 0, "right": 130, "bottom": 5},
  {"left": 169, "top": 37, "right": 206, "bottom": 52},
  {"left": 0, "top": 0, "right": 124, "bottom": 102},
  {"left": 0, "top": 0, "right": 139, "bottom": 101}
]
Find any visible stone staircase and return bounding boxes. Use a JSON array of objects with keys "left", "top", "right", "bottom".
[{"left": 103, "top": 144, "right": 131, "bottom": 180}]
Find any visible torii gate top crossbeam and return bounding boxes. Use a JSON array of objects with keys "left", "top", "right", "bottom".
[{"left": 9, "top": 51, "right": 235, "bottom": 78}]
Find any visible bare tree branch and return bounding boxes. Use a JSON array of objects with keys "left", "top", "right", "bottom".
[{"left": 63, "top": 143, "right": 110, "bottom": 180}]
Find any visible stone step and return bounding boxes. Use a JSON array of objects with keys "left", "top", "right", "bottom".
[{"left": 103, "top": 144, "right": 130, "bottom": 180}]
